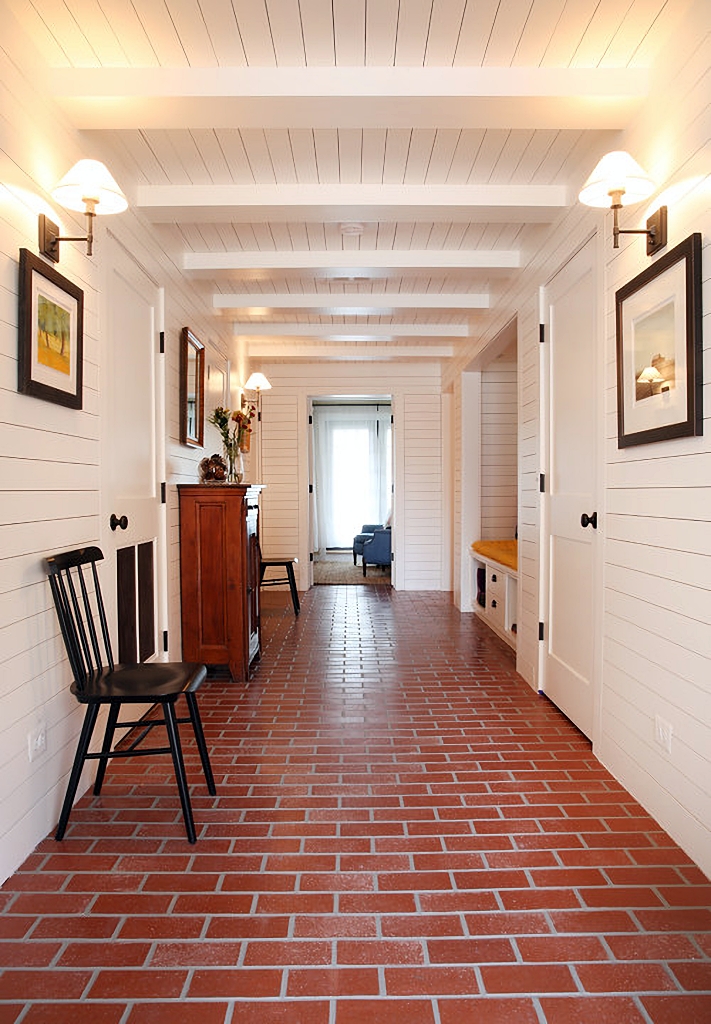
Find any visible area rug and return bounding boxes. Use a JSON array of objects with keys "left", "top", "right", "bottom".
[{"left": 313, "top": 550, "right": 391, "bottom": 586}]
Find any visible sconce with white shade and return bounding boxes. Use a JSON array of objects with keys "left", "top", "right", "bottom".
[
  {"left": 578, "top": 150, "right": 667, "bottom": 255},
  {"left": 243, "top": 371, "right": 272, "bottom": 420},
  {"left": 39, "top": 159, "right": 128, "bottom": 263}
]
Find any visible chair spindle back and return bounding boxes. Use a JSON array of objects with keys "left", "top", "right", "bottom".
[{"left": 46, "top": 547, "right": 114, "bottom": 686}]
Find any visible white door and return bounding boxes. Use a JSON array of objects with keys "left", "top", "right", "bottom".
[
  {"left": 307, "top": 397, "right": 315, "bottom": 588},
  {"left": 541, "top": 237, "right": 601, "bottom": 738},
  {"left": 102, "top": 237, "right": 164, "bottom": 663}
]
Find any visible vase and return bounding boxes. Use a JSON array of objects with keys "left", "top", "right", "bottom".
[{"left": 225, "top": 443, "right": 244, "bottom": 483}]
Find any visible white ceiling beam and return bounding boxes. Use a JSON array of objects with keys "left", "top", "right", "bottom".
[
  {"left": 138, "top": 183, "right": 565, "bottom": 223},
  {"left": 184, "top": 250, "right": 520, "bottom": 275},
  {"left": 52, "top": 66, "right": 647, "bottom": 130},
  {"left": 214, "top": 293, "right": 489, "bottom": 311},
  {"left": 246, "top": 342, "right": 455, "bottom": 360},
  {"left": 232, "top": 324, "right": 469, "bottom": 338}
]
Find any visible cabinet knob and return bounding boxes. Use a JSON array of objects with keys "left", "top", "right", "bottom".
[
  {"left": 491, "top": 599, "right": 497, "bottom": 608},
  {"left": 491, "top": 573, "right": 497, "bottom": 582}
]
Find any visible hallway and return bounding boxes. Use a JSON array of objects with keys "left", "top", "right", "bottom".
[{"left": 0, "top": 587, "right": 709, "bottom": 1023}]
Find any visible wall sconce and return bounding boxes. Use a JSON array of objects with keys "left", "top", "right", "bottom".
[
  {"left": 39, "top": 159, "right": 128, "bottom": 263},
  {"left": 243, "top": 372, "right": 272, "bottom": 421},
  {"left": 578, "top": 150, "right": 667, "bottom": 255}
]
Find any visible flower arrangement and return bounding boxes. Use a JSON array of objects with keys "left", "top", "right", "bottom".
[
  {"left": 208, "top": 403, "right": 256, "bottom": 450},
  {"left": 208, "top": 402, "right": 256, "bottom": 481}
]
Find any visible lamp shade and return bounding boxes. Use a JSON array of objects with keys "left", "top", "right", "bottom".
[
  {"left": 244, "top": 372, "right": 272, "bottom": 391},
  {"left": 636, "top": 366, "right": 665, "bottom": 385},
  {"left": 578, "top": 151, "right": 655, "bottom": 208},
  {"left": 51, "top": 159, "right": 128, "bottom": 215}
]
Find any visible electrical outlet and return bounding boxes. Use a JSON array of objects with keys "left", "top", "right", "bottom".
[
  {"left": 27, "top": 721, "right": 47, "bottom": 763},
  {"left": 654, "top": 715, "right": 673, "bottom": 754}
]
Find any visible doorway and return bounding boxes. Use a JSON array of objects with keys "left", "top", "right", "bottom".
[{"left": 311, "top": 398, "right": 393, "bottom": 585}]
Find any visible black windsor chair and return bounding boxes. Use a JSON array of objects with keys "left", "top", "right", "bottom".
[{"left": 46, "top": 546, "right": 216, "bottom": 844}]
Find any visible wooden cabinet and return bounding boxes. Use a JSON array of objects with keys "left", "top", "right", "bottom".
[
  {"left": 178, "top": 483, "right": 263, "bottom": 681},
  {"left": 470, "top": 553, "right": 518, "bottom": 650}
]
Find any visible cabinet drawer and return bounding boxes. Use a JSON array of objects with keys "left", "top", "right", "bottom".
[
  {"left": 487, "top": 592, "right": 506, "bottom": 629},
  {"left": 487, "top": 568, "right": 503, "bottom": 600}
]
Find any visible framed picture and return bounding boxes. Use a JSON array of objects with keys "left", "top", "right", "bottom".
[
  {"left": 18, "top": 249, "right": 84, "bottom": 409},
  {"left": 616, "top": 232, "right": 702, "bottom": 448}
]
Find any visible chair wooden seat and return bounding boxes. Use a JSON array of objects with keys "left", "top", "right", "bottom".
[
  {"left": 46, "top": 546, "right": 216, "bottom": 844},
  {"left": 259, "top": 555, "right": 300, "bottom": 614}
]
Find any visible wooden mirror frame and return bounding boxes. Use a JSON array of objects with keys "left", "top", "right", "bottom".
[{"left": 180, "top": 327, "right": 205, "bottom": 448}]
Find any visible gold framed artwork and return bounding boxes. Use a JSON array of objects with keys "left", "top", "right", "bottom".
[
  {"left": 18, "top": 249, "right": 84, "bottom": 409},
  {"left": 615, "top": 233, "right": 703, "bottom": 448}
]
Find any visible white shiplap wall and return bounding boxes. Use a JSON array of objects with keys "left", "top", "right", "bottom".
[
  {"left": 596, "top": 6, "right": 711, "bottom": 874},
  {"left": 401, "top": 392, "right": 443, "bottom": 589},
  {"left": 446, "top": 0, "right": 711, "bottom": 875},
  {"left": 0, "top": 17, "right": 234, "bottom": 883},
  {"left": 480, "top": 360, "right": 518, "bottom": 540},
  {"left": 257, "top": 362, "right": 444, "bottom": 592}
]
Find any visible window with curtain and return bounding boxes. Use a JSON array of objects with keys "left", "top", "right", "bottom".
[{"left": 312, "top": 404, "right": 392, "bottom": 551}]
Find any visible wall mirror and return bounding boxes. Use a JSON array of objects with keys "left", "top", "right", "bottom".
[{"left": 180, "top": 327, "right": 205, "bottom": 447}]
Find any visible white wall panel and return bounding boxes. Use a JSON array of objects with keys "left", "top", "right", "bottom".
[
  {"left": 598, "top": 63, "right": 711, "bottom": 873},
  {"left": 480, "top": 360, "right": 517, "bottom": 540},
  {"left": 0, "top": 18, "right": 236, "bottom": 884},
  {"left": 447, "top": 0, "right": 711, "bottom": 875}
]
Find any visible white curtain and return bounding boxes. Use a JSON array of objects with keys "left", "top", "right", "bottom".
[{"left": 313, "top": 404, "right": 392, "bottom": 551}]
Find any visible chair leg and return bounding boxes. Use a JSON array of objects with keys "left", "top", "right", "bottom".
[
  {"left": 55, "top": 703, "right": 100, "bottom": 841},
  {"left": 163, "top": 700, "right": 197, "bottom": 844},
  {"left": 186, "top": 692, "right": 216, "bottom": 796},
  {"left": 363, "top": 559, "right": 367, "bottom": 577},
  {"left": 353, "top": 550, "right": 357, "bottom": 565},
  {"left": 93, "top": 700, "right": 120, "bottom": 795},
  {"left": 285, "top": 563, "right": 300, "bottom": 614}
]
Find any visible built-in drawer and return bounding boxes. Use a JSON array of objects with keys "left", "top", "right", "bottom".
[
  {"left": 487, "top": 590, "right": 506, "bottom": 630},
  {"left": 487, "top": 569, "right": 504, "bottom": 601}
]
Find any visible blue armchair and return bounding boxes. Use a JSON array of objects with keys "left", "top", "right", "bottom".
[
  {"left": 362, "top": 527, "right": 392, "bottom": 576},
  {"left": 353, "top": 523, "right": 383, "bottom": 565}
]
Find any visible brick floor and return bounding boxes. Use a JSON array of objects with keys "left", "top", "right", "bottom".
[{"left": 1, "top": 587, "right": 710, "bottom": 1023}]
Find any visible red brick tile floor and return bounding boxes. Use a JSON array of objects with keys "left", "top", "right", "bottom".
[{"left": 1, "top": 587, "right": 710, "bottom": 1023}]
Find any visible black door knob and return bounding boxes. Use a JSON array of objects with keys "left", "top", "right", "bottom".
[
  {"left": 581, "top": 512, "right": 598, "bottom": 530},
  {"left": 110, "top": 513, "right": 129, "bottom": 531}
]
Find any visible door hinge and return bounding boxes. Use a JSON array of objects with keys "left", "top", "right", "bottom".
[
  {"left": 391, "top": 414, "right": 394, "bottom": 424},
  {"left": 163, "top": 630, "right": 169, "bottom": 652},
  {"left": 309, "top": 414, "right": 313, "bottom": 425},
  {"left": 539, "top": 473, "right": 545, "bottom": 493},
  {"left": 309, "top": 483, "right": 313, "bottom": 494},
  {"left": 538, "top": 622, "right": 545, "bottom": 641},
  {"left": 310, "top": 552, "right": 314, "bottom": 562},
  {"left": 539, "top": 324, "right": 545, "bottom": 344},
  {"left": 159, "top": 330, "right": 165, "bottom": 354},
  {"left": 160, "top": 481, "right": 166, "bottom": 504}
]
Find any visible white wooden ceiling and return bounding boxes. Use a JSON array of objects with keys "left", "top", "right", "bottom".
[{"left": 7, "top": 0, "right": 686, "bottom": 363}]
